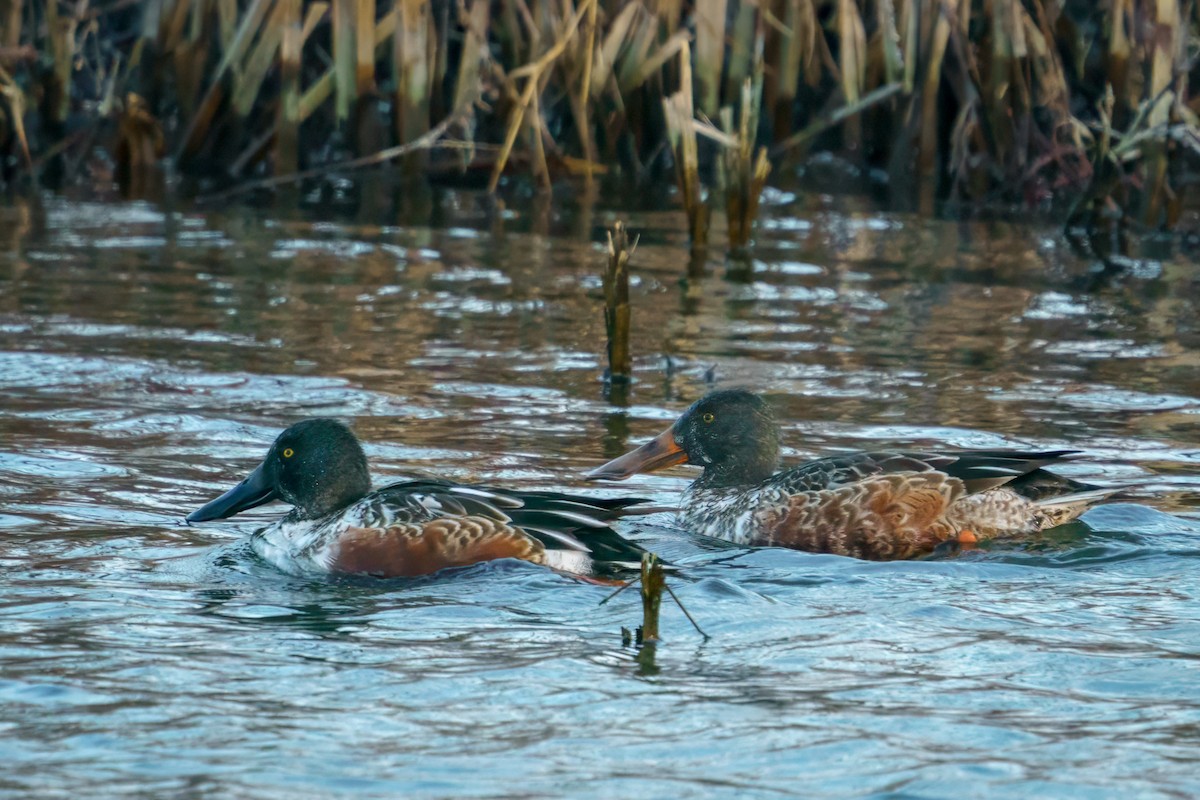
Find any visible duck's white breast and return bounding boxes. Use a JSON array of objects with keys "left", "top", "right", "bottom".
[
  {"left": 680, "top": 484, "right": 781, "bottom": 545},
  {"left": 250, "top": 517, "right": 346, "bottom": 575}
]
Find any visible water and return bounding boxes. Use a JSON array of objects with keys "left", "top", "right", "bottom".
[{"left": 1, "top": 191, "right": 1199, "bottom": 798}]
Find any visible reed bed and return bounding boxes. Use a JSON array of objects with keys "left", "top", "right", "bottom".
[{"left": 1, "top": 0, "right": 1197, "bottom": 236}]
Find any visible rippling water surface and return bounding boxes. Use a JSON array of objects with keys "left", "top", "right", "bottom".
[{"left": 1, "top": 191, "right": 1198, "bottom": 798}]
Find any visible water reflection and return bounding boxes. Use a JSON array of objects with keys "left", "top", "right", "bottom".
[{"left": 0, "top": 192, "right": 1198, "bottom": 796}]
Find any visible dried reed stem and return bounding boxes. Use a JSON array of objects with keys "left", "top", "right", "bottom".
[
  {"left": 115, "top": 93, "right": 164, "bottom": 196},
  {"left": 529, "top": 82, "right": 550, "bottom": 191},
  {"left": 355, "top": 0, "right": 377, "bottom": 97},
  {"left": 772, "top": 83, "right": 903, "bottom": 155},
  {"left": 176, "top": 0, "right": 273, "bottom": 159},
  {"left": 917, "top": 2, "right": 952, "bottom": 214},
  {"left": 722, "top": 77, "right": 772, "bottom": 251},
  {"left": 233, "top": 1, "right": 288, "bottom": 117},
  {"left": 603, "top": 221, "right": 638, "bottom": 383},
  {"left": 1143, "top": 0, "right": 1182, "bottom": 225},
  {"left": 577, "top": 0, "right": 598, "bottom": 182},
  {"left": 300, "top": 6, "right": 392, "bottom": 123},
  {"left": 452, "top": 0, "right": 489, "bottom": 127},
  {"left": 724, "top": 1, "right": 756, "bottom": 103},
  {"left": 694, "top": 0, "right": 727, "bottom": 117},
  {"left": 0, "top": 0, "right": 20, "bottom": 50},
  {"left": 0, "top": 67, "right": 32, "bottom": 168},
  {"left": 662, "top": 39, "right": 709, "bottom": 252},
  {"left": 44, "top": 1, "right": 75, "bottom": 127},
  {"left": 332, "top": 0, "right": 356, "bottom": 122},
  {"left": 393, "top": 0, "right": 431, "bottom": 147},
  {"left": 489, "top": 0, "right": 593, "bottom": 193},
  {"left": 276, "top": 0, "right": 302, "bottom": 175},
  {"left": 836, "top": 0, "right": 866, "bottom": 147},
  {"left": 639, "top": 553, "right": 665, "bottom": 644}
]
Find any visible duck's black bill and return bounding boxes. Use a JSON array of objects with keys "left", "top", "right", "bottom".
[
  {"left": 186, "top": 463, "right": 278, "bottom": 523},
  {"left": 585, "top": 428, "right": 688, "bottom": 481}
]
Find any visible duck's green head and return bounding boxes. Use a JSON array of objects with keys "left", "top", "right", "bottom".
[
  {"left": 586, "top": 389, "right": 781, "bottom": 487},
  {"left": 187, "top": 419, "right": 371, "bottom": 523}
]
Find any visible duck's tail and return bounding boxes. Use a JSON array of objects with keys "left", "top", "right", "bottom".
[{"left": 1033, "top": 488, "right": 1123, "bottom": 529}]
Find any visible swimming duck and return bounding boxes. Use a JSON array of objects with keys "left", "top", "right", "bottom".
[
  {"left": 187, "top": 418, "right": 650, "bottom": 578},
  {"left": 587, "top": 389, "right": 1114, "bottom": 560}
]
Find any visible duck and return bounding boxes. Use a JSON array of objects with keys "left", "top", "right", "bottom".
[
  {"left": 586, "top": 389, "right": 1116, "bottom": 560},
  {"left": 187, "top": 418, "right": 650, "bottom": 578}
]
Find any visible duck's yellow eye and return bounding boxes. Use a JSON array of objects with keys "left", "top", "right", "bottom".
[
  {"left": 702, "top": 413, "right": 715, "bottom": 424},
  {"left": 282, "top": 448, "right": 295, "bottom": 458}
]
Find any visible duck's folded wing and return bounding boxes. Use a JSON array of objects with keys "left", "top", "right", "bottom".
[
  {"left": 478, "top": 487, "right": 652, "bottom": 563},
  {"left": 501, "top": 490, "right": 653, "bottom": 515},
  {"left": 773, "top": 449, "right": 1082, "bottom": 495},
  {"left": 365, "top": 480, "right": 522, "bottom": 527},
  {"left": 366, "top": 480, "right": 649, "bottom": 565},
  {"left": 905, "top": 450, "right": 1082, "bottom": 494}
]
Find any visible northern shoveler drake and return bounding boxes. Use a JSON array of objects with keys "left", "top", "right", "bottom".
[
  {"left": 587, "top": 389, "right": 1116, "bottom": 560},
  {"left": 187, "top": 418, "right": 650, "bottom": 578}
]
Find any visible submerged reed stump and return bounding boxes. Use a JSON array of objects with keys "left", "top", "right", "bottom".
[
  {"left": 611, "top": 553, "right": 668, "bottom": 675},
  {"left": 603, "top": 221, "right": 637, "bottom": 384},
  {"left": 606, "top": 552, "right": 706, "bottom": 675},
  {"left": 615, "top": 555, "right": 665, "bottom": 643},
  {"left": 637, "top": 553, "right": 665, "bottom": 645}
]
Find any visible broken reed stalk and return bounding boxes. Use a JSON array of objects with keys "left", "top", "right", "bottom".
[
  {"left": 722, "top": 73, "right": 772, "bottom": 251},
  {"left": 603, "top": 221, "right": 637, "bottom": 383},
  {"left": 662, "top": 39, "right": 709, "bottom": 253},
  {"left": 602, "top": 552, "right": 708, "bottom": 646},
  {"left": 639, "top": 553, "right": 665, "bottom": 644}
]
